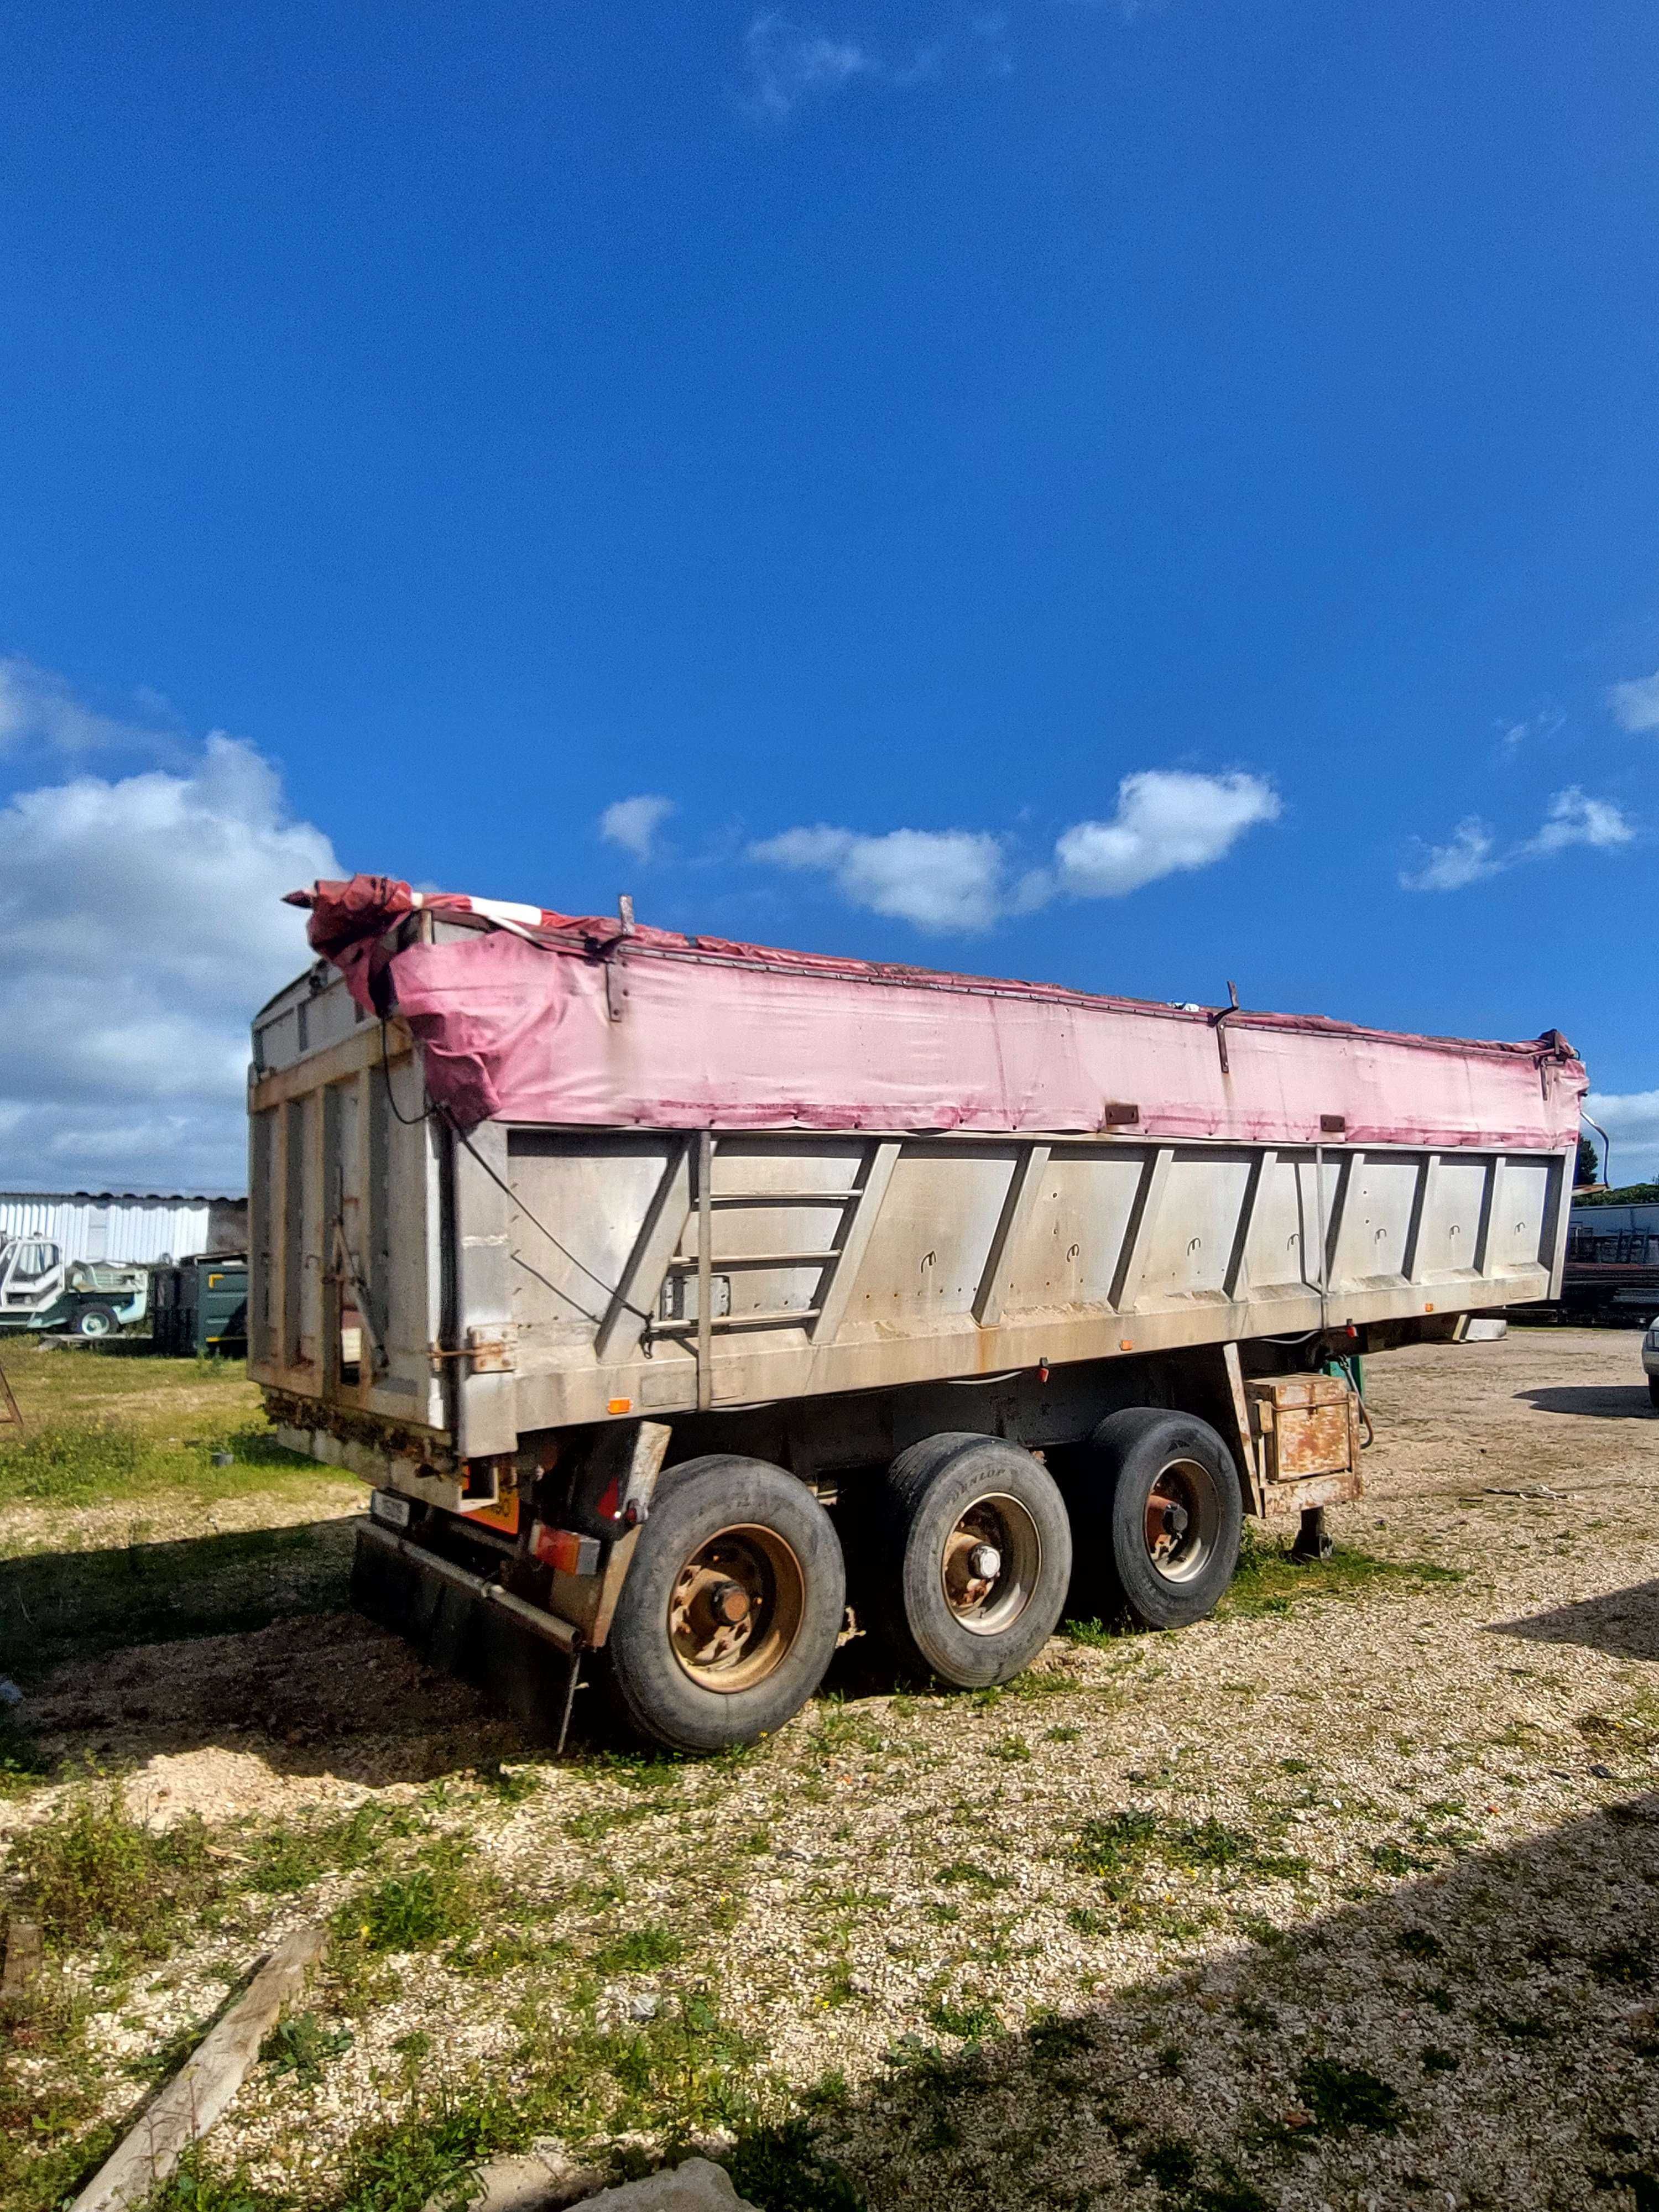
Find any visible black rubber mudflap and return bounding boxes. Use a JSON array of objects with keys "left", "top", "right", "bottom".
[{"left": 349, "top": 1526, "right": 577, "bottom": 1746}]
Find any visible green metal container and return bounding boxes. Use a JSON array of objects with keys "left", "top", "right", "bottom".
[{"left": 151, "top": 1254, "right": 249, "bottom": 1357}]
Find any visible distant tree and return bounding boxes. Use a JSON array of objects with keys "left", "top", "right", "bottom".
[
  {"left": 1576, "top": 1134, "right": 1603, "bottom": 1187},
  {"left": 1578, "top": 1182, "right": 1659, "bottom": 1208}
]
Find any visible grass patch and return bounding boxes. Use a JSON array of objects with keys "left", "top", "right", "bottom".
[
  {"left": 0, "top": 1421, "right": 144, "bottom": 1506},
  {"left": 812, "top": 1699, "right": 884, "bottom": 1756},
  {"left": 727, "top": 2116, "right": 866, "bottom": 2212},
  {"left": 592, "top": 1925, "right": 686, "bottom": 1974},
  {"left": 1370, "top": 1840, "right": 1437, "bottom": 1876},
  {"left": 1003, "top": 1667, "right": 1078, "bottom": 1702},
  {"left": 1395, "top": 1926, "right": 1445, "bottom": 1961},
  {"left": 1294, "top": 2057, "right": 1406, "bottom": 2134},
  {"left": 578, "top": 1750, "right": 684, "bottom": 1793},
  {"left": 0, "top": 1349, "right": 360, "bottom": 1683},
  {"left": 474, "top": 1762, "right": 541, "bottom": 1804},
  {"left": 7, "top": 1782, "right": 221, "bottom": 1955},
  {"left": 336, "top": 1856, "right": 479, "bottom": 1954},
  {"left": 564, "top": 1799, "right": 659, "bottom": 1843},
  {"left": 241, "top": 1801, "right": 414, "bottom": 1894},
  {"left": 1071, "top": 1809, "right": 1162, "bottom": 1893},
  {"left": 146, "top": 2146, "right": 283, "bottom": 2212},
  {"left": 260, "top": 2011, "right": 354, "bottom": 2083},
  {"left": 1070, "top": 1811, "right": 1306, "bottom": 1899},
  {"left": 1221, "top": 1532, "right": 1462, "bottom": 1621},
  {"left": 0, "top": 1389, "right": 328, "bottom": 1517},
  {"left": 926, "top": 1993, "right": 1000, "bottom": 2039},
  {"left": 330, "top": 2081, "right": 532, "bottom": 2212},
  {"left": 935, "top": 1860, "right": 1010, "bottom": 1893},
  {"left": 451, "top": 1924, "right": 573, "bottom": 1977},
  {"left": 1062, "top": 1617, "right": 1124, "bottom": 1649},
  {"left": 309, "top": 1992, "right": 804, "bottom": 2212}
]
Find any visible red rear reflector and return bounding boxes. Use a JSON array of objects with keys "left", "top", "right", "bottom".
[{"left": 531, "top": 1522, "right": 601, "bottom": 1576}]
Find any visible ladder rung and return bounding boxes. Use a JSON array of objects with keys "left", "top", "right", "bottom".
[
  {"left": 709, "top": 1190, "right": 861, "bottom": 1206},
  {"left": 654, "top": 1306, "right": 822, "bottom": 1335},
  {"left": 666, "top": 1250, "right": 842, "bottom": 1270}
]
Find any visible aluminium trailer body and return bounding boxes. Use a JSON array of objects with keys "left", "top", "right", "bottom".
[{"left": 248, "top": 874, "right": 1585, "bottom": 1750}]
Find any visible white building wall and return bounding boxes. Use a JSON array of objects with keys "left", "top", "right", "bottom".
[{"left": 0, "top": 1194, "right": 216, "bottom": 1266}]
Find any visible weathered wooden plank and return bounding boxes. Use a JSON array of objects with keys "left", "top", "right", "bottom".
[{"left": 72, "top": 1923, "right": 327, "bottom": 2212}]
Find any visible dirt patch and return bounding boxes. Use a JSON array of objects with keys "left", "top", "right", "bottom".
[
  {"left": 15, "top": 1608, "right": 522, "bottom": 1799},
  {"left": 1357, "top": 1324, "right": 1659, "bottom": 1500}
]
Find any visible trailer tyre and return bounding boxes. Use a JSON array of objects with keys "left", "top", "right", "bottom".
[
  {"left": 1076, "top": 1408, "right": 1243, "bottom": 1631},
  {"left": 72, "top": 1303, "right": 119, "bottom": 1339},
  {"left": 874, "top": 1433, "right": 1072, "bottom": 1689},
  {"left": 604, "top": 1454, "right": 845, "bottom": 1754},
  {"left": 1649, "top": 1376, "right": 1659, "bottom": 1412}
]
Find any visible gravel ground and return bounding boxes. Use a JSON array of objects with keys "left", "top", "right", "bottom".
[{"left": 7, "top": 1325, "right": 1659, "bottom": 2212}]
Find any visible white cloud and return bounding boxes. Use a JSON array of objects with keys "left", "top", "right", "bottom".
[
  {"left": 1584, "top": 1089, "right": 1659, "bottom": 1187},
  {"left": 1524, "top": 786, "right": 1634, "bottom": 857},
  {"left": 0, "top": 654, "right": 174, "bottom": 757},
  {"left": 742, "top": 13, "right": 878, "bottom": 118},
  {"left": 0, "top": 717, "right": 338, "bottom": 1191},
  {"left": 1399, "top": 817, "right": 1501, "bottom": 893},
  {"left": 750, "top": 824, "right": 1006, "bottom": 931},
  {"left": 1402, "top": 788, "right": 1637, "bottom": 892},
  {"left": 1606, "top": 669, "right": 1659, "bottom": 733},
  {"left": 1053, "top": 770, "right": 1281, "bottom": 899},
  {"left": 1498, "top": 709, "right": 1564, "bottom": 749},
  {"left": 599, "top": 793, "right": 675, "bottom": 863},
  {"left": 748, "top": 769, "right": 1280, "bottom": 932}
]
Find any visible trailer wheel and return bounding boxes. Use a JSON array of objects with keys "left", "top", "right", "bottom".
[
  {"left": 604, "top": 1454, "right": 845, "bottom": 1754},
  {"left": 1076, "top": 1408, "right": 1243, "bottom": 1630},
  {"left": 72, "top": 1303, "right": 119, "bottom": 1339},
  {"left": 1649, "top": 1376, "right": 1659, "bottom": 1412},
  {"left": 874, "top": 1433, "right": 1072, "bottom": 1689}
]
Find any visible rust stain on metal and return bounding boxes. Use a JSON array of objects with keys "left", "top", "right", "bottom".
[
  {"left": 1247, "top": 1373, "right": 1361, "bottom": 1483},
  {"left": 260, "top": 1385, "right": 455, "bottom": 1470}
]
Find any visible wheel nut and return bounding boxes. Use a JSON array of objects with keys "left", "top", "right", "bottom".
[
  {"left": 967, "top": 1543, "right": 1003, "bottom": 1580},
  {"left": 709, "top": 1579, "right": 750, "bottom": 1626}
]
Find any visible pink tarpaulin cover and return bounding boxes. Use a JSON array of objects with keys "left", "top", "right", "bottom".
[{"left": 285, "top": 876, "right": 1587, "bottom": 1152}]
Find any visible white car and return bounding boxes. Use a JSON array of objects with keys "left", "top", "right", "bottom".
[{"left": 1646, "top": 1317, "right": 1659, "bottom": 1410}]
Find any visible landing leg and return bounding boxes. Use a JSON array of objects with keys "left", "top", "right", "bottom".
[{"left": 1291, "top": 1506, "right": 1333, "bottom": 1563}]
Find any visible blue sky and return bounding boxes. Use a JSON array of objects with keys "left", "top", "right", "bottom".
[{"left": 1, "top": 0, "right": 1656, "bottom": 1191}]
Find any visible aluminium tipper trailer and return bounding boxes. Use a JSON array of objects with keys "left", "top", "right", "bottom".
[{"left": 249, "top": 874, "right": 1587, "bottom": 1751}]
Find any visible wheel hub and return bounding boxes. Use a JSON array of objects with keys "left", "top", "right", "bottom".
[
  {"left": 1141, "top": 1458, "right": 1219, "bottom": 1583},
  {"left": 708, "top": 1578, "right": 752, "bottom": 1626},
  {"left": 941, "top": 1494, "right": 1042, "bottom": 1636}
]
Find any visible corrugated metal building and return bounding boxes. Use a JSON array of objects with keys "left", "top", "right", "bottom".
[{"left": 0, "top": 1192, "right": 248, "bottom": 1266}]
